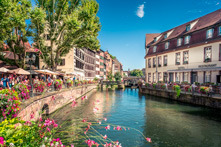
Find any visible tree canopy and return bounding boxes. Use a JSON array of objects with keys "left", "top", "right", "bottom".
[
  {"left": 130, "top": 69, "right": 143, "bottom": 77},
  {"left": 31, "top": 0, "right": 101, "bottom": 70},
  {"left": 114, "top": 72, "right": 122, "bottom": 81},
  {"left": 0, "top": 0, "right": 32, "bottom": 68}
]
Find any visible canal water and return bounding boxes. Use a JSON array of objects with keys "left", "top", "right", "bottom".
[{"left": 52, "top": 89, "right": 221, "bottom": 147}]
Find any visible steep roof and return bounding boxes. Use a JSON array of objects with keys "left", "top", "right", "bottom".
[
  {"left": 151, "top": 9, "right": 221, "bottom": 45},
  {"left": 145, "top": 33, "right": 160, "bottom": 47}
]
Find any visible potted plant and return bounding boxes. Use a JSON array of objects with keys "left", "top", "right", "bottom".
[
  {"left": 54, "top": 79, "right": 62, "bottom": 90},
  {"left": 66, "top": 79, "right": 73, "bottom": 88},
  {"left": 13, "top": 83, "right": 30, "bottom": 100},
  {"left": 33, "top": 81, "right": 46, "bottom": 94}
]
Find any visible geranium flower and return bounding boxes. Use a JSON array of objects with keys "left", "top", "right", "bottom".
[
  {"left": 103, "top": 135, "right": 107, "bottom": 139},
  {"left": 146, "top": 137, "right": 151, "bottom": 142},
  {"left": 0, "top": 137, "right": 4, "bottom": 145},
  {"left": 105, "top": 125, "right": 110, "bottom": 130}
]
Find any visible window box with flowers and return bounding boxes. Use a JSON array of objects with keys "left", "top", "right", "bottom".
[
  {"left": 183, "top": 61, "right": 188, "bottom": 64},
  {"left": 54, "top": 79, "right": 62, "bottom": 90},
  {"left": 176, "top": 62, "right": 180, "bottom": 65},
  {"left": 164, "top": 63, "right": 167, "bottom": 66},
  {"left": 153, "top": 65, "right": 156, "bottom": 68},
  {"left": 204, "top": 58, "right": 211, "bottom": 62},
  {"left": 158, "top": 64, "right": 161, "bottom": 67}
]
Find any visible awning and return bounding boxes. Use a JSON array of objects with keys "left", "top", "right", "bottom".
[
  {"left": 35, "top": 70, "right": 58, "bottom": 75},
  {"left": 167, "top": 67, "right": 221, "bottom": 72}
]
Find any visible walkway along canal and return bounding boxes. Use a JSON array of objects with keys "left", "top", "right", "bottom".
[{"left": 51, "top": 88, "right": 221, "bottom": 147}]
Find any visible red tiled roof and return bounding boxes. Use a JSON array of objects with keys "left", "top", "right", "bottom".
[
  {"left": 152, "top": 9, "right": 221, "bottom": 44},
  {"left": 145, "top": 33, "right": 160, "bottom": 46},
  {"left": 2, "top": 51, "right": 19, "bottom": 60}
]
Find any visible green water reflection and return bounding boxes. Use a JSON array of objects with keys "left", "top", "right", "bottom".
[{"left": 51, "top": 89, "right": 221, "bottom": 147}]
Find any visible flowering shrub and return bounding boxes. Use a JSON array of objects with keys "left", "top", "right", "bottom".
[
  {"left": 0, "top": 118, "right": 63, "bottom": 147},
  {"left": 145, "top": 83, "right": 150, "bottom": 87},
  {"left": 13, "top": 83, "right": 30, "bottom": 100},
  {"left": 66, "top": 79, "right": 73, "bottom": 88},
  {"left": 200, "top": 86, "right": 209, "bottom": 94},
  {"left": 34, "top": 81, "right": 46, "bottom": 94},
  {"left": 0, "top": 89, "right": 21, "bottom": 119},
  {"left": 54, "top": 80, "right": 62, "bottom": 90}
]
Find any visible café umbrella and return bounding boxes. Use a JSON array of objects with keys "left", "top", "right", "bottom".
[
  {"left": 8, "top": 68, "right": 30, "bottom": 75},
  {"left": 0, "top": 67, "right": 9, "bottom": 73}
]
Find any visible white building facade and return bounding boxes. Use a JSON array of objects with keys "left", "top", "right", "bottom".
[{"left": 145, "top": 9, "right": 221, "bottom": 84}]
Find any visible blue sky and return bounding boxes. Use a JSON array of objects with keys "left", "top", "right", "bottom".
[
  {"left": 31, "top": 0, "right": 221, "bottom": 70},
  {"left": 96, "top": 0, "right": 221, "bottom": 70}
]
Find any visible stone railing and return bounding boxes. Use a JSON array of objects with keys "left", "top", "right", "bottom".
[{"left": 18, "top": 84, "right": 97, "bottom": 121}]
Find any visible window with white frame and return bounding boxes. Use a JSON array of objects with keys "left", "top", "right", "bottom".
[
  {"left": 164, "top": 34, "right": 167, "bottom": 39},
  {"left": 219, "top": 26, "right": 221, "bottom": 36},
  {"left": 183, "top": 72, "right": 188, "bottom": 82},
  {"left": 175, "top": 73, "right": 180, "bottom": 82},
  {"left": 153, "top": 46, "right": 157, "bottom": 52},
  {"left": 163, "top": 55, "right": 167, "bottom": 66},
  {"left": 183, "top": 51, "right": 189, "bottom": 64},
  {"left": 176, "top": 52, "right": 181, "bottom": 65},
  {"left": 148, "top": 59, "right": 151, "bottom": 68},
  {"left": 158, "top": 72, "right": 162, "bottom": 81},
  {"left": 184, "top": 36, "right": 191, "bottom": 44},
  {"left": 153, "top": 73, "right": 156, "bottom": 82},
  {"left": 204, "top": 46, "right": 212, "bottom": 62},
  {"left": 177, "top": 38, "right": 182, "bottom": 46},
  {"left": 158, "top": 56, "right": 162, "bottom": 67},
  {"left": 148, "top": 73, "right": 151, "bottom": 82},
  {"left": 206, "top": 29, "right": 214, "bottom": 39},
  {"left": 204, "top": 71, "right": 211, "bottom": 83},
  {"left": 165, "top": 42, "right": 169, "bottom": 49},
  {"left": 153, "top": 58, "right": 156, "bottom": 67}
]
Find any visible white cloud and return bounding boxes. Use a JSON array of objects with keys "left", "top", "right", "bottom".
[
  {"left": 216, "top": 2, "right": 220, "bottom": 5},
  {"left": 136, "top": 4, "right": 145, "bottom": 18}
]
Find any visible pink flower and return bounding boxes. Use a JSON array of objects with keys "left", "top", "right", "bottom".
[
  {"left": 0, "top": 137, "right": 4, "bottom": 145},
  {"left": 72, "top": 100, "right": 77, "bottom": 108},
  {"left": 104, "top": 118, "right": 107, "bottom": 121},
  {"left": 82, "top": 119, "right": 86, "bottom": 123},
  {"left": 105, "top": 125, "right": 110, "bottom": 130},
  {"left": 103, "top": 134, "right": 107, "bottom": 139},
  {"left": 116, "top": 126, "right": 122, "bottom": 131},
  {"left": 51, "top": 96, "right": 55, "bottom": 101},
  {"left": 53, "top": 123, "right": 58, "bottom": 128},
  {"left": 47, "top": 127, "right": 50, "bottom": 132},
  {"left": 35, "top": 48, "right": 39, "bottom": 52},
  {"left": 71, "top": 145, "right": 74, "bottom": 147},
  {"left": 39, "top": 117, "right": 43, "bottom": 122},
  {"left": 146, "top": 137, "right": 151, "bottom": 142}
]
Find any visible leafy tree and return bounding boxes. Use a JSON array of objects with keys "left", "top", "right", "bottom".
[
  {"left": 0, "top": 0, "right": 32, "bottom": 68},
  {"left": 114, "top": 72, "right": 122, "bottom": 81},
  {"left": 107, "top": 71, "right": 113, "bottom": 81},
  {"left": 130, "top": 69, "right": 143, "bottom": 77},
  {"left": 31, "top": 0, "right": 101, "bottom": 71}
]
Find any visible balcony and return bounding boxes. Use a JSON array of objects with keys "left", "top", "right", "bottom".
[
  {"left": 153, "top": 65, "right": 156, "bottom": 68},
  {"left": 183, "top": 61, "right": 188, "bottom": 64},
  {"left": 158, "top": 64, "right": 161, "bottom": 67},
  {"left": 204, "top": 58, "right": 211, "bottom": 62},
  {"left": 176, "top": 62, "right": 180, "bottom": 65},
  {"left": 164, "top": 63, "right": 167, "bottom": 66}
]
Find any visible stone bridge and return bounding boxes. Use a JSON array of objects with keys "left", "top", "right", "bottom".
[
  {"left": 18, "top": 85, "right": 97, "bottom": 121},
  {"left": 123, "top": 76, "right": 144, "bottom": 87}
]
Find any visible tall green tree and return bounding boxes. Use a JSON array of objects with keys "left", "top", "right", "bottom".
[
  {"left": 130, "top": 69, "right": 144, "bottom": 77},
  {"left": 0, "top": 0, "right": 32, "bottom": 68},
  {"left": 114, "top": 71, "right": 122, "bottom": 81},
  {"left": 31, "top": 0, "right": 101, "bottom": 71}
]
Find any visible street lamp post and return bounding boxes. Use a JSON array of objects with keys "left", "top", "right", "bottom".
[{"left": 26, "top": 53, "right": 36, "bottom": 97}]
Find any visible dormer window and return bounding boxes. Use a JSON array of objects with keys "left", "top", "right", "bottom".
[
  {"left": 219, "top": 26, "right": 221, "bottom": 36},
  {"left": 165, "top": 42, "right": 169, "bottom": 49},
  {"left": 154, "top": 38, "right": 157, "bottom": 42},
  {"left": 206, "top": 29, "right": 214, "bottom": 39},
  {"left": 184, "top": 36, "right": 191, "bottom": 44},
  {"left": 164, "top": 34, "right": 167, "bottom": 39},
  {"left": 177, "top": 38, "right": 183, "bottom": 46},
  {"left": 186, "top": 24, "right": 191, "bottom": 32},
  {"left": 153, "top": 46, "right": 157, "bottom": 53}
]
